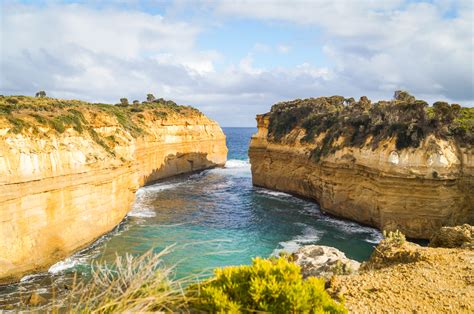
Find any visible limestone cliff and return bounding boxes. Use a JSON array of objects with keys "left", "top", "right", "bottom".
[
  {"left": 249, "top": 93, "right": 473, "bottom": 239},
  {"left": 0, "top": 96, "right": 227, "bottom": 283}
]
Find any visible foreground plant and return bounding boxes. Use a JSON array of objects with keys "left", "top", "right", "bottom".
[
  {"left": 26, "top": 248, "right": 345, "bottom": 313},
  {"left": 61, "top": 246, "right": 194, "bottom": 313},
  {"left": 191, "top": 256, "right": 347, "bottom": 313}
]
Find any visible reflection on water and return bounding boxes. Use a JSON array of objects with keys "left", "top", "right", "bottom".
[{"left": 0, "top": 127, "right": 381, "bottom": 308}]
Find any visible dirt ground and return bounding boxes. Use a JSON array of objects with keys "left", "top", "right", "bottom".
[{"left": 330, "top": 243, "right": 473, "bottom": 313}]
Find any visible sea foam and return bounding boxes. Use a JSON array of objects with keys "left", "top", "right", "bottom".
[{"left": 272, "top": 224, "right": 324, "bottom": 256}]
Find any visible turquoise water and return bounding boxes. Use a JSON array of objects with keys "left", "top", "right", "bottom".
[{"left": 0, "top": 127, "right": 381, "bottom": 306}]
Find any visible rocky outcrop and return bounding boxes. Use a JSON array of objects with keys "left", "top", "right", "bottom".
[
  {"left": 249, "top": 95, "right": 473, "bottom": 239},
  {"left": 0, "top": 97, "right": 227, "bottom": 283},
  {"left": 429, "top": 224, "right": 473, "bottom": 248},
  {"left": 328, "top": 229, "right": 474, "bottom": 313},
  {"left": 292, "top": 245, "right": 360, "bottom": 279}
]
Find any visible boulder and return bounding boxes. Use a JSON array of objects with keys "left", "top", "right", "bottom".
[
  {"left": 28, "top": 292, "right": 47, "bottom": 306},
  {"left": 292, "top": 245, "right": 360, "bottom": 279},
  {"left": 429, "top": 224, "right": 473, "bottom": 248}
]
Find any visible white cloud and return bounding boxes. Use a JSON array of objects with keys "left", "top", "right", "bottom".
[
  {"left": 0, "top": 1, "right": 472, "bottom": 127},
  {"left": 0, "top": 3, "right": 217, "bottom": 101},
  {"left": 0, "top": 2, "right": 331, "bottom": 126},
  {"left": 214, "top": 0, "right": 474, "bottom": 102},
  {"left": 277, "top": 45, "right": 291, "bottom": 54}
]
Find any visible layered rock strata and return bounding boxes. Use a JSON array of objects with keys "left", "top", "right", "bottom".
[
  {"left": 0, "top": 97, "right": 227, "bottom": 283},
  {"left": 249, "top": 95, "right": 473, "bottom": 239}
]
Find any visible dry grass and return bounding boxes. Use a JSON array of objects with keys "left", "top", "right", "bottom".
[{"left": 49, "top": 246, "right": 197, "bottom": 313}]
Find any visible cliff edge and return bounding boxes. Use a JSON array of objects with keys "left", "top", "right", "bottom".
[
  {"left": 328, "top": 226, "right": 474, "bottom": 312},
  {"left": 249, "top": 91, "right": 473, "bottom": 239},
  {"left": 0, "top": 95, "right": 227, "bottom": 283}
]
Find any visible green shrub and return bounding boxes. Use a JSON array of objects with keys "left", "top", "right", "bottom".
[
  {"left": 130, "top": 107, "right": 143, "bottom": 113},
  {"left": 147, "top": 93, "right": 155, "bottom": 102},
  {"left": 382, "top": 229, "right": 406, "bottom": 247},
  {"left": 6, "top": 98, "right": 18, "bottom": 104},
  {"left": 153, "top": 110, "right": 168, "bottom": 119},
  {"left": 35, "top": 91, "right": 47, "bottom": 98},
  {"left": 331, "top": 260, "right": 354, "bottom": 276},
  {"left": 119, "top": 98, "right": 129, "bottom": 106},
  {"left": 6, "top": 116, "right": 28, "bottom": 134},
  {"left": 191, "top": 257, "right": 347, "bottom": 313},
  {"left": 266, "top": 92, "right": 473, "bottom": 160},
  {"left": 30, "top": 113, "right": 48, "bottom": 124}
]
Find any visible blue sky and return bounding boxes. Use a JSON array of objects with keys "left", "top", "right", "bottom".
[{"left": 1, "top": 0, "right": 473, "bottom": 126}]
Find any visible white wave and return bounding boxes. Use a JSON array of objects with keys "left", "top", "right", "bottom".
[
  {"left": 128, "top": 182, "right": 184, "bottom": 218},
  {"left": 138, "top": 182, "right": 183, "bottom": 195},
  {"left": 127, "top": 207, "right": 156, "bottom": 218},
  {"left": 225, "top": 159, "right": 250, "bottom": 168},
  {"left": 256, "top": 188, "right": 292, "bottom": 198},
  {"left": 48, "top": 256, "right": 86, "bottom": 274},
  {"left": 272, "top": 225, "right": 324, "bottom": 256},
  {"left": 322, "top": 216, "right": 382, "bottom": 243},
  {"left": 20, "top": 273, "right": 44, "bottom": 283},
  {"left": 207, "top": 159, "right": 250, "bottom": 178},
  {"left": 365, "top": 233, "right": 384, "bottom": 244}
]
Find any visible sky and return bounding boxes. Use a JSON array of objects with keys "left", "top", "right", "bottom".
[{"left": 1, "top": 0, "right": 473, "bottom": 126}]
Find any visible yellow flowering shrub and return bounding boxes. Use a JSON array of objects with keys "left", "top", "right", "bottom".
[{"left": 192, "top": 257, "right": 347, "bottom": 313}]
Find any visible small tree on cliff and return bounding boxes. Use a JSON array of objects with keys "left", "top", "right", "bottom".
[
  {"left": 120, "top": 98, "right": 129, "bottom": 106},
  {"left": 133, "top": 100, "right": 140, "bottom": 105},
  {"left": 146, "top": 94, "right": 155, "bottom": 102},
  {"left": 35, "top": 91, "right": 46, "bottom": 98}
]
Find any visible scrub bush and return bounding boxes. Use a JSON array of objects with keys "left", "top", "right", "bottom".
[
  {"left": 267, "top": 91, "right": 473, "bottom": 161},
  {"left": 191, "top": 256, "right": 347, "bottom": 313}
]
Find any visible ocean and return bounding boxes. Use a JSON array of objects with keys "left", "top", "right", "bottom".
[{"left": 0, "top": 127, "right": 381, "bottom": 307}]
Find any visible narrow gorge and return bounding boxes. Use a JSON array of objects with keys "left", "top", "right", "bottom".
[
  {"left": 249, "top": 92, "right": 473, "bottom": 239},
  {"left": 0, "top": 96, "right": 227, "bottom": 283}
]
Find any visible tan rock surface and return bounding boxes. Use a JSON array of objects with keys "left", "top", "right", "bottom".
[
  {"left": 249, "top": 114, "right": 473, "bottom": 239},
  {"left": 429, "top": 224, "right": 474, "bottom": 248},
  {"left": 0, "top": 101, "right": 227, "bottom": 283},
  {"left": 329, "top": 235, "right": 474, "bottom": 313}
]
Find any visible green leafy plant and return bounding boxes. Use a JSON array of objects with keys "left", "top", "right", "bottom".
[
  {"left": 191, "top": 256, "right": 347, "bottom": 313},
  {"left": 331, "top": 260, "right": 354, "bottom": 276},
  {"left": 382, "top": 229, "right": 406, "bottom": 247}
]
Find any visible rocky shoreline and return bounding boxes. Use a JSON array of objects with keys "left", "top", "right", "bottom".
[{"left": 294, "top": 225, "right": 474, "bottom": 313}]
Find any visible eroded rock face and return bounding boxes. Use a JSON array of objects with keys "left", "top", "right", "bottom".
[
  {"left": 429, "top": 224, "right": 473, "bottom": 248},
  {"left": 292, "top": 245, "right": 360, "bottom": 279},
  {"left": 0, "top": 107, "right": 227, "bottom": 283},
  {"left": 249, "top": 114, "right": 473, "bottom": 239}
]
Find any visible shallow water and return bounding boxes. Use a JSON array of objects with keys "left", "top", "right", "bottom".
[{"left": 0, "top": 127, "right": 381, "bottom": 307}]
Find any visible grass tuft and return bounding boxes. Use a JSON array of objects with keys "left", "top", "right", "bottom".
[{"left": 58, "top": 246, "right": 194, "bottom": 313}]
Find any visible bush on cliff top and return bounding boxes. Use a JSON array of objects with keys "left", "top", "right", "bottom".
[
  {"left": 0, "top": 95, "right": 202, "bottom": 154},
  {"left": 267, "top": 91, "right": 473, "bottom": 161}
]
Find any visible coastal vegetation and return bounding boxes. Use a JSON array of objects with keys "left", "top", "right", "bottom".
[
  {"left": 0, "top": 94, "right": 202, "bottom": 154},
  {"left": 267, "top": 91, "right": 473, "bottom": 161},
  {"left": 19, "top": 250, "right": 346, "bottom": 313},
  {"left": 191, "top": 256, "right": 346, "bottom": 313}
]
